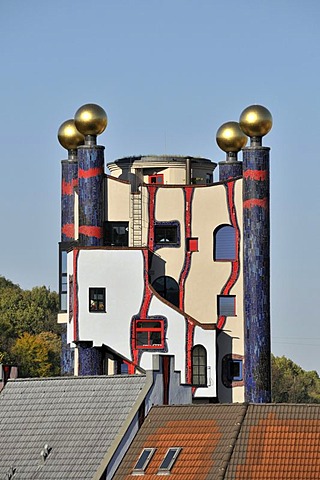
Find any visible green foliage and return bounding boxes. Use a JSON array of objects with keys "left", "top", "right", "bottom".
[
  {"left": 0, "top": 275, "right": 60, "bottom": 377},
  {"left": 11, "top": 331, "right": 61, "bottom": 378},
  {"left": 271, "top": 354, "right": 320, "bottom": 403}
]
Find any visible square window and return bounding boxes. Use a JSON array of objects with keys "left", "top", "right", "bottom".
[
  {"left": 149, "top": 174, "right": 164, "bottom": 184},
  {"left": 104, "top": 222, "right": 129, "bottom": 247},
  {"left": 154, "top": 224, "right": 179, "bottom": 246},
  {"left": 135, "top": 320, "right": 164, "bottom": 349},
  {"left": 218, "top": 295, "right": 236, "bottom": 316},
  {"left": 89, "top": 288, "right": 106, "bottom": 312},
  {"left": 187, "top": 237, "right": 198, "bottom": 252}
]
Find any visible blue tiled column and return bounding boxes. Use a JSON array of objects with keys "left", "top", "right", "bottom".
[
  {"left": 78, "top": 145, "right": 105, "bottom": 246},
  {"left": 61, "top": 160, "right": 78, "bottom": 242},
  {"left": 78, "top": 342, "right": 103, "bottom": 376},
  {"left": 219, "top": 161, "right": 243, "bottom": 181},
  {"left": 243, "top": 146, "right": 271, "bottom": 403}
]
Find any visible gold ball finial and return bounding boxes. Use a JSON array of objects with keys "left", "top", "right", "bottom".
[
  {"left": 239, "top": 105, "right": 272, "bottom": 138},
  {"left": 216, "top": 121, "right": 248, "bottom": 153},
  {"left": 74, "top": 103, "right": 108, "bottom": 136},
  {"left": 57, "top": 119, "right": 85, "bottom": 150}
]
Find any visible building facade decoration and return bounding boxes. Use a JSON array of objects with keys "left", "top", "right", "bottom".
[{"left": 57, "top": 103, "right": 272, "bottom": 403}]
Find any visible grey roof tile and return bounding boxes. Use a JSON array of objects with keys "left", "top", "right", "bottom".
[{"left": 0, "top": 375, "right": 146, "bottom": 479}]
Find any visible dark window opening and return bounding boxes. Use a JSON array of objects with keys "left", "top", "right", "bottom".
[
  {"left": 89, "top": 288, "right": 106, "bottom": 312},
  {"left": 69, "top": 275, "right": 73, "bottom": 322},
  {"left": 192, "top": 345, "right": 207, "bottom": 386},
  {"left": 133, "top": 448, "right": 156, "bottom": 474},
  {"left": 135, "top": 320, "right": 164, "bottom": 349},
  {"left": 206, "top": 173, "right": 213, "bottom": 184},
  {"left": 149, "top": 174, "right": 164, "bottom": 184},
  {"left": 214, "top": 225, "right": 236, "bottom": 261},
  {"left": 158, "top": 448, "right": 181, "bottom": 473},
  {"left": 155, "top": 225, "right": 178, "bottom": 245},
  {"left": 104, "top": 221, "right": 129, "bottom": 247},
  {"left": 152, "top": 276, "right": 179, "bottom": 307},
  {"left": 218, "top": 295, "right": 236, "bottom": 316},
  {"left": 227, "top": 360, "right": 243, "bottom": 381},
  {"left": 59, "top": 247, "right": 68, "bottom": 312}
]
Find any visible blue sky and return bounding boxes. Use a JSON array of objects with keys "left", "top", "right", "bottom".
[{"left": 1, "top": 0, "right": 320, "bottom": 372}]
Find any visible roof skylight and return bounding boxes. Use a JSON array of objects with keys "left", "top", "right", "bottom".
[
  {"left": 132, "top": 448, "right": 156, "bottom": 475},
  {"left": 157, "top": 447, "right": 181, "bottom": 475}
]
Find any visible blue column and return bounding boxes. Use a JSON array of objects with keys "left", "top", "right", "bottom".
[
  {"left": 78, "top": 145, "right": 105, "bottom": 246},
  {"left": 219, "top": 161, "right": 243, "bottom": 182},
  {"left": 78, "top": 342, "right": 103, "bottom": 376},
  {"left": 61, "top": 160, "right": 78, "bottom": 242},
  {"left": 243, "top": 146, "right": 271, "bottom": 403}
]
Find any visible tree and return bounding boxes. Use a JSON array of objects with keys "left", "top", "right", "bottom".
[
  {"left": 271, "top": 354, "right": 320, "bottom": 403},
  {"left": 0, "top": 276, "right": 61, "bottom": 376},
  {"left": 11, "top": 331, "right": 61, "bottom": 378}
]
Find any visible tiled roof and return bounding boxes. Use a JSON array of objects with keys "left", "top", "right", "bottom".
[
  {"left": 114, "top": 404, "right": 247, "bottom": 479},
  {"left": 114, "top": 403, "right": 320, "bottom": 480},
  {"left": 0, "top": 375, "right": 147, "bottom": 479},
  {"left": 225, "top": 403, "right": 320, "bottom": 480}
]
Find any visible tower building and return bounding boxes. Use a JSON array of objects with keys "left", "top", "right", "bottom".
[{"left": 57, "top": 103, "right": 272, "bottom": 403}]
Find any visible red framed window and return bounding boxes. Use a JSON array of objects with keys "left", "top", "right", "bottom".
[
  {"left": 135, "top": 320, "right": 164, "bottom": 349},
  {"left": 149, "top": 174, "right": 164, "bottom": 184}
]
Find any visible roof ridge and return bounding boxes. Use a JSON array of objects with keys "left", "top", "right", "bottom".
[
  {"left": 6, "top": 374, "right": 147, "bottom": 383},
  {"left": 216, "top": 403, "right": 249, "bottom": 480}
]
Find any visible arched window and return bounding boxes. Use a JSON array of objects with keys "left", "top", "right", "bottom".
[
  {"left": 152, "top": 276, "right": 179, "bottom": 307},
  {"left": 192, "top": 345, "right": 207, "bottom": 386},
  {"left": 214, "top": 225, "right": 236, "bottom": 261}
]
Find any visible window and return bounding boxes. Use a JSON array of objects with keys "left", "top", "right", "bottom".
[
  {"left": 214, "top": 225, "right": 236, "bottom": 261},
  {"left": 227, "top": 359, "right": 243, "bottom": 381},
  {"left": 187, "top": 237, "right": 198, "bottom": 252},
  {"left": 192, "top": 345, "right": 207, "bottom": 386},
  {"left": 158, "top": 448, "right": 181, "bottom": 474},
  {"left": 152, "top": 276, "right": 179, "bottom": 307},
  {"left": 69, "top": 275, "right": 73, "bottom": 322},
  {"left": 89, "top": 288, "right": 106, "bottom": 312},
  {"left": 149, "top": 174, "right": 164, "bottom": 184},
  {"left": 59, "top": 246, "right": 68, "bottom": 312},
  {"left": 135, "top": 320, "right": 164, "bottom": 349},
  {"left": 206, "top": 173, "right": 213, "bottom": 184},
  {"left": 155, "top": 225, "right": 178, "bottom": 245},
  {"left": 222, "top": 354, "right": 244, "bottom": 388},
  {"left": 132, "top": 448, "right": 156, "bottom": 475},
  {"left": 218, "top": 295, "right": 236, "bottom": 316},
  {"left": 104, "top": 221, "right": 129, "bottom": 246}
]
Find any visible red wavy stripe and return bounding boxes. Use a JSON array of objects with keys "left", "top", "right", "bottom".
[
  {"left": 147, "top": 186, "right": 157, "bottom": 250},
  {"left": 73, "top": 249, "right": 79, "bottom": 342},
  {"left": 62, "top": 178, "right": 77, "bottom": 195},
  {"left": 243, "top": 198, "right": 268, "bottom": 209},
  {"left": 243, "top": 169, "right": 267, "bottom": 181},
  {"left": 179, "top": 187, "right": 193, "bottom": 310},
  {"left": 131, "top": 250, "right": 153, "bottom": 371},
  {"left": 78, "top": 167, "right": 103, "bottom": 179},
  {"left": 62, "top": 224, "right": 74, "bottom": 238},
  {"left": 217, "top": 182, "right": 240, "bottom": 330},
  {"left": 186, "top": 318, "right": 195, "bottom": 384},
  {"left": 78, "top": 226, "right": 103, "bottom": 238}
]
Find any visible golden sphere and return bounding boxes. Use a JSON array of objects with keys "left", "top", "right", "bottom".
[
  {"left": 58, "top": 119, "right": 85, "bottom": 150},
  {"left": 239, "top": 105, "right": 272, "bottom": 137},
  {"left": 216, "top": 121, "right": 248, "bottom": 153},
  {"left": 74, "top": 103, "right": 108, "bottom": 136}
]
